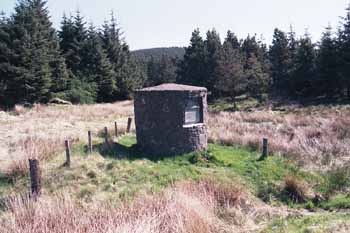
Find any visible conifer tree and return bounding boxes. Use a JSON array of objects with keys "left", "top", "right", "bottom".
[
  {"left": 101, "top": 13, "right": 143, "bottom": 99},
  {"left": 215, "top": 38, "right": 245, "bottom": 103},
  {"left": 317, "top": 26, "right": 340, "bottom": 97},
  {"left": 146, "top": 55, "right": 177, "bottom": 85},
  {"left": 241, "top": 34, "right": 271, "bottom": 97},
  {"left": 101, "top": 13, "right": 124, "bottom": 71},
  {"left": 204, "top": 29, "right": 222, "bottom": 95},
  {"left": 6, "top": 0, "right": 68, "bottom": 105},
  {"left": 58, "top": 15, "right": 75, "bottom": 69},
  {"left": 59, "top": 11, "right": 87, "bottom": 75},
  {"left": 158, "top": 55, "right": 177, "bottom": 84},
  {"left": 290, "top": 32, "right": 316, "bottom": 97},
  {"left": 245, "top": 54, "right": 270, "bottom": 98},
  {"left": 241, "top": 35, "right": 261, "bottom": 63},
  {"left": 145, "top": 56, "right": 159, "bottom": 86},
  {"left": 80, "top": 24, "right": 116, "bottom": 102},
  {"left": 177, "top": 29, "right": 207, "bottom": 87},
  {"left": 338, "top": 4, "right": 350, "bottom": 98},
  {"left": 287, "top": 25, "right": 298, "bottom": 60},
  {"left": 0, "top": 12, "right": 13, "bottom": 106},
  {"left": 269, "top": 28, "right": 291, "bottom": 95},
  {"left": 225, "top": 30, "right": 240, "bottom": 50}
]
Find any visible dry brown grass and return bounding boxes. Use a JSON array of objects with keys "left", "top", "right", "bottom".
[
  {"left": 0, "top": 101, "right": 134, "bottom": 174},
  {"left": 2, "top": 102, "right": 343, "bottom": 232},
  {"left": 208, "top": 106, "right": 350, "bottom": 170},
  {"left": 0, "top": 179, "right": 283, "bottom": 233},
  {"left": 282, "top": 175, "right": 315, "bottom": 203},
  {"left": 1, "top": 101, "right": 349, "bottom": 174},
  {"left": 6, "top": 136, "right": 66, "bottom": 177}
]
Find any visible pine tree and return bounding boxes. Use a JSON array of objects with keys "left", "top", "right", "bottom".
[
  {"left": 245, "top": 54, "right": 270, "bottom": 98},
  {"left": 0, "top": 12, "right": 14, "bottom": 106},
  {"left": 101, "top": 13, "right": 143, "bottom": 99},
  {"left": 338, "top": 4, "right": 350, "bottom": 99},
  {"left": 101, "top": 12, "right": 124, "bottom": 71},
  {"left": 147, "top": 55, "right": 177, "bottom": 86},
  {"left": 6, "top": 0, "right": 69, "bottom": 105},
  {"left": 288, "top": 25, "right": 298, "bottom": 60},
  {"left": 59, "top": 11, "right": 87, "bottom": 75},
  {"left": 177, "top": 29, "right": 207, "bottom": 87},
  {"left": 290, "top": 32, "right": 316, "bottom": 97},
  {"left": 269, "top": 28, "right": 291, "bottom": 95},
  {"left": 317, "top": 26, "right": 340, "bottom": 97},
  {"left": 215, "top": 38, "right": 245, "bottom": 103},
  {"left": 158, "top": 55, "right": 177, "bottom": 84},
  {"left": 145, "top": 56, "right": 159, "bottom": 86},
  {"left": 241, "top": 34, "right": 271, "bottom": 98},
  {"left": 80, "top": 24, "right": 116, "bottom": 102},
  {"left": 116, "top": 54, "right": 144, "bottom": 99},
  {"left": 225, "top": 30, "right": 240, "bottom": 50},
  {"left": 58, "top": 14, "right": 76, "bottom": 70},
  {"left": 204, "top": 29, "right": 222, "bottom": 96},
  {"left": 241, "top": 35, "right": 261, "bottom": 63}
]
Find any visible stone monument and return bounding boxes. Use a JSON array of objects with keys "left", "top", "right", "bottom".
[{"left": 134, "top": 83, "right": 208, "bottom": 155}]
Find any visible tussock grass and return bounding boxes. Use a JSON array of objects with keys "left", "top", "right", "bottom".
[
  {"left": 2, "top": 102, "right": 350, "bottom": 232},
  {"left": 0, "top": 179, "right": 281, "bottom": 233},
  {"left": 2, "top": 101, "right": 350, "bottom": 175},
  {"left": 281, "top": 175, "right": 315, "bottom": 204},
  {"left": 208, "top": 106, "right": 350, "bottom": 170},
  {"left": 0, "top": 101, "right": 134, "bottom": 174},
  {"left": 264, "top": 213, "right": 350, "bottom": 233}
]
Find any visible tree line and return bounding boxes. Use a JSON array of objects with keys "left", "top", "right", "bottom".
[
  {"left": 0, "top": 0, "right": 143, "bottom": 107},
  {"left": 142, "top": 5, "right": 350, "bottom": 103},
  {"left": 1, "top": 0, "right": 350, "bottom": 108}
]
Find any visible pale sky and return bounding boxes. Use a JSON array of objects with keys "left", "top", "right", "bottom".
[{"left": 1, "top": 0, "right": 349, "bottom": 50}]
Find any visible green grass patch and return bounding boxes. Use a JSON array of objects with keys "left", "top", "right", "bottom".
[
  {"left": 1, "top": 134, "right": 350, "bottom": 231},
  {"left": 67, "top": 137, "right": 350, "bottom": 209},
  {"left": 209, "top": 96, "right": 262, "bottom": 112},
  {"left": 320, "top": 194, "right": 350, "bottom": 210},
  {"left": 263, "top": 213, "right": 350, "bottom": 233},
  {"left": 0, "top": 135, "right": 343, "bottom": 211},
  {"left": 0, "top": 173, "right": 13, "bottom": 197},
  {"left": 207, "top": 143, "right": 321, "bottom": 204}
]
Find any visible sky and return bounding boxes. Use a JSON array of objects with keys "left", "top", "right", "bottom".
[{"left": 1, "top": 0, "right": 349, "bottom": 50}]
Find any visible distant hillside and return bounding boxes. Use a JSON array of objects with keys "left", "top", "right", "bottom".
[{"left": 132, "top": 47, "right": 185, "bottom": 62}]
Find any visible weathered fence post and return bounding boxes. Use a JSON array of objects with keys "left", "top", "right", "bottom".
[
  {"left": 29, "top": 159, "right": 41, "bottom": 198},
  {"left": 88, "top": 131, "right": 92, "bottom": 153},
  {"left": 262, "top": 138, "right": 268, "bottom": 159},
  {"left": 127, "top": 117, "right": 132, "bottom": 133},
  {"left": 114, "top": 121, "right": 118, "bottom": 137},
  {"left": 65, "top": 140, "right": 71, "bottom": 167},
  {"left": 104, "top": 127, "right": 109, "bottom": 145}
]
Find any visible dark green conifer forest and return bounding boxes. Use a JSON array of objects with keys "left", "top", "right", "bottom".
[{"left": 2, "top": 0, "right": 350, "bottom": 107}]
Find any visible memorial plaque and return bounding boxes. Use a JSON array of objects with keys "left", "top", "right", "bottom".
[
  {"left": 185, "top": 99, "right": 201, "bottom": 124},
  {"left": 134, "top": 83, "right": 208, "bottom": 154}
]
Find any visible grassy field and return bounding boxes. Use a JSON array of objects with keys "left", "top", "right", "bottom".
[
  {"left": 0, "top": 101, "right": 134, "bottom": 175},
  {"left": 1, "top": 101, "right": 350, "bottom": 232},
  {"left": 264, "top": 213, "right": 350, "bottom": 232}
]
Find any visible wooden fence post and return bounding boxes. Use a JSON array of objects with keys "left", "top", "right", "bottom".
[
  {"left": 29, "top": 159, "right": 41, "bottom": 198},
  {"left": 127, "top": 117, "right": 132, "bottom": 133},
  {"left": 104, "top": 127, "right": 109, "bottom": 145},
  {"left": 262, "top": 138, "right": 268, "bottom": 159},
  {"left": 65, "top": 140, "right": 71, "bottom": 167},
  {"left": 88, "top": 131, "right": 92, "bottom": 153},
  {"left": 114, "top": 121, "right": 118, "bottom": 137}
]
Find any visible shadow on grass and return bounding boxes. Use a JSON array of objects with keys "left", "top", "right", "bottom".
[
  {"left": 94, "top": 142, "right": 175, "bottom": 162},
  {"left": 0, "top": 172, "right": 15, "bottom": 211},
  {"left": 0, "top": 172, "right": 13, "bottom": 186}
]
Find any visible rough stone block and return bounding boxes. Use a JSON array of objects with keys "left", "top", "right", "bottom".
[{"left": 134, "top": 83, "right": 208, "bottom": 155}]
